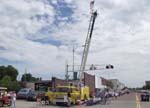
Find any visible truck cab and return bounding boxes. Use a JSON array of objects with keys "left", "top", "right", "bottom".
[
  {"left": 52, "top": 86, "right": 89, "bottom": 105},
  {"left": 45, "top": 87, "right": 54, "bottom": 104}
]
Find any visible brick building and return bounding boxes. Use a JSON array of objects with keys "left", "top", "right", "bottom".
[
  {"left": 145, "top": 80, "right": 150, "bottom": 86},
  {"left": 84, "top": 72, "right": 95, "bottom": 93},
  {"left": 35, "top": 80, "right": 52, "bottom": 91},
  {"left": 100, "top": 77, "right": 108, "bottom": 86},
  {"left": 30, "top": 73, "right": 106, "bottom": 94},
  {"left": 34, "top": 77, "right": 67, "bottom": 91},
  {"left": 51, "top": 77, "right": 67, "bottom": 88}
]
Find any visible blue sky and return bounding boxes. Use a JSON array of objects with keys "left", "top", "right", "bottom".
[{"left": 0, "top": 0, "right": 150, "bottom": 87}]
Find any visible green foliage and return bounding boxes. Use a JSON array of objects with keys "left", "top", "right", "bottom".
[
  {"left": 9, "top": 81, "right": 21, "bottom": 92},
  {"left": 21, "top": 73, "right": 32, "bottom": 82},
  {"left": 0, "top": 75, "right": 21, "bottom": 91},
  {"left": 21, "top": 73, "right": 41, "bottom": 82},
  {"left": 0, "top": 65, "right": 18, "bottom": 81},
  {"left": 0, "top": 66, "right": 6, "bottom": 80},
  {"left": 0, "top": 75, "right": 11, "bottom": 88},
  {"left": 0, "top": 65, "right": 21, "bottom": 91},
  {"left": 106, "top": 80, "right": 114, "bottom": 89},
  {"left": 6, "top": 65, "right": 18, "bottom": 81},
  {"left": 142, "top": 85, "right": 150, "bottom": 90}
]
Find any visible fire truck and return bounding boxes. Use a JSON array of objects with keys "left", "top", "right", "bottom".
[
  {"left": 45, "top": 87, "right": 54, "bottom": 104},
  {"left": 52, "top": 86, "right": 89, "bottom": 105},
  {"left": 46, "top": 0, "right": 97, "bottom": 105}
]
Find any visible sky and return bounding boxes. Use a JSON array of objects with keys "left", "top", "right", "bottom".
[{"left": 0, "top": 0, "right": 150, "bottom": 87}]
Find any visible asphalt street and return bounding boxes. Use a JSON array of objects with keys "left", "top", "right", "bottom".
[{"left": 2, "top": 92, "right": 150, "bottom": 108}]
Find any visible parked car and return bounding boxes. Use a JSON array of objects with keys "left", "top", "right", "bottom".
[
  {"left": 17, "top": 88, "right": 32, "bottom": 99},
  {"left": 108, "top": 91, "right": 115, "bottom": 97},
  {"left": 141, "top": 93, "right": 150, "bottom": 102},
  {"left": 26, "top": 91, "right": 45, "bottom": 101}
]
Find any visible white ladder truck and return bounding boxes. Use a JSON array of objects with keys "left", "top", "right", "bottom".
[{"left": 79, "top": 0, "right": 98, "bottom": 86}]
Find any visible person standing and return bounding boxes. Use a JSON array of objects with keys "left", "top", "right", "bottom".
[
  {"left": 67, "top": 91, "right": 71, "bottom": 107},
  {"left": 11, "top": 91, "right": 16, "bottom": 108},
  {"left": 0, "top": 92, "right": 2, "bottom": 98},
  {"left": 104, "top": 89, "right": 109, "bottom": 104},
  {"left": 37, "top": 92, "right": 42, "bottom": 106}
]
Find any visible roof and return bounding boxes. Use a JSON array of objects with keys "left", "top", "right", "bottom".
[
  {"left": 0, "top": 87, "right": 7, "bottom": 90},
  {"left": 35, "top": 80, "right": 51, "bottom": 83},
  {"left": 56, "top": 86, "right": 78, "bottom": 89}
]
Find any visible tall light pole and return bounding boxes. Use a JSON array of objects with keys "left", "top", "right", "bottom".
[
  {"left": 65, "top": 60, "right": 69, "bottom": 81},
  {"left": 25, "top": 68, "right": 27, "bottom": 82}
]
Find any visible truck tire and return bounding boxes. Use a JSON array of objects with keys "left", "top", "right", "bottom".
[
  {"left": 84, "top": 95, "right": 87, "bottom": 100},
  {"left": 73, "top": 99, "right": 77, "bottom": 105},
  {"left": 7, "top": 101, "right": 12, "bottom": 106},
  {"left": 0, "top": 100, "right": 3, "bottom": 107}
]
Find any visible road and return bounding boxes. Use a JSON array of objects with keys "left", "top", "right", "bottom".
[{"left": 2, "top": 92, "right": 150, "bottom": 108}]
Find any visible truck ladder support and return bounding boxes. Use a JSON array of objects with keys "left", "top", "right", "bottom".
[{"left": 79, "top": 11, "right": 97, "bottom": 85}]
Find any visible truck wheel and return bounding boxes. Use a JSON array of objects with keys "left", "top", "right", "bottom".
[
  {"left": 7, "top": 102, "right": 12, "bottom": 106},
  {"left": 0, "top": 100, "right": 3, "bottom": 107},
  {"left": 84, "top": 95, "right": 87, "bottom": 100},
  {"left": 73, "top": 99, "right": 76, "bottom": 105}
]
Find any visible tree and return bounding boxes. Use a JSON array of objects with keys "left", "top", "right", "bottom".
[
  {"left": 0, "top": 65, "right": 18, "bottom": 81},
  {"left": 0, "top": 65, "right": 21, "bottom": 91},
  {"left": 0, "top": 75, "right": 21, "bottom": 91},
  {"left": 0, "top": 75, "right": 11, "bottom": 89},
  {"left": 6, "top": 65, "right": 18, "bottom": 81},
  {"left": 106, "top": 80, "right": 114, "bottom": 89},
  {"left": 21, "top": 73, "right": 32, "bottom": 82},
  {"left": 0, "top": 66, "right": 6, "bottom": 80},
  {"left": 142, "top": 85, "right": 150, "bottom": 90},
  {"left": 9, "top": 81, "right": 21, "bottom": 92},
  {"left": 21, "top": 73, "right": 41, "bottom": 82}
]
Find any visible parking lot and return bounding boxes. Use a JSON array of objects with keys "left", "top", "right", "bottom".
[{"left": 1, "top": 92, "right": 150, "bottom": 108}]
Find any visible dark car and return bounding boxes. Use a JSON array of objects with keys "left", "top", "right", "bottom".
[
  {"left": 27, "top": 91, "right": 45, "bottom": 101},
  {"left": 141, "top": 91, "right": 150, "bottom": 102}
]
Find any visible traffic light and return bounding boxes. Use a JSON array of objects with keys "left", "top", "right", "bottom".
[
  {"left": 90, "top": 64, "right": 97, "bottom": 70},
  {"left": 110, "top": 65, "right": 114, "bottom": 69},
  {"left": 106, "top": 64, "right": 114, "bottom": 69},
  {"left": 106, "top": 65, "right": 109, "bottom": 69},
  {"left": 73, "top": 72, "right": 78, "bottom": 80}
]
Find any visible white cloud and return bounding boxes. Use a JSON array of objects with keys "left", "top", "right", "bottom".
[
  {"left": 52, "top": 0, "right": 150, "bottom": 87},
  {"left": 0, "top": 0, "right": 150, "bottom": 87},
  {"left": 0, "top": 0, "right": 54, "bottom": 39},
  {"left": 51, "top": 0, "right": 58, "bottom": 5},
  {"left": 64, "top": 0, "right": 74, "bottom": 4}
]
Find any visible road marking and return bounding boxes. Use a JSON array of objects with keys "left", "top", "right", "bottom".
[{"left": 135, "top": 93, "right": 141, "bottom": 108}]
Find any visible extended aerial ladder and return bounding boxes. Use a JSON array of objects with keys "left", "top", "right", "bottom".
[{"left": 79, "top": 0, "right": 98, "bottom": 85}]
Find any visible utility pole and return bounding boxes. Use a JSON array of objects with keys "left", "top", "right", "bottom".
[
  {"left": 25, "top": 68, "right": 27, "bottom": 82},
  {"left": 65, "top": 61, "right": 69, "bottom": 81},
  {"left": 72, "top": 44, "right": 75, "bottom": 73}
]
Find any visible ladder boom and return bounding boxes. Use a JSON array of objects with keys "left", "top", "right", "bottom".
[{"left": 79, "top": 11, "right": 97, "bottom": 85}]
